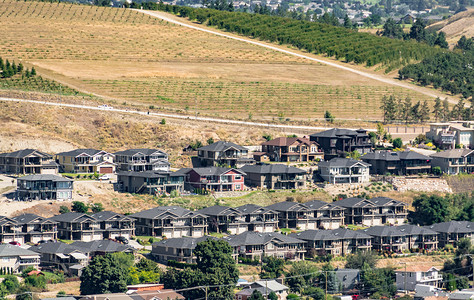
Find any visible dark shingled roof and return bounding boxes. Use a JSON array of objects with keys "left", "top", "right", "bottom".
[
  {"left": 196, "top": 205, "right": 241, "bottom": 216},
  {"left": 114, "top": 149, "right": 167, "bottom": 157},
  {"left": 71, "top": 240, "right": 134, "bottom": 253},
  {"left": 430, "top": 149, "right": 474, "bottom": 159},
  {"left": 303, "top": 200, "right": 343, "bottom": 211},
  {"left": 13, "top": 213, "right": 57, "bottom": 225},
  {"left": 152, "top": 236, "right": 217, "bottom": 249},
  {"left": 361, "top": 225, "right": 407, "bottom": 237},
  {"left": 265, "top": 201, "right": 309, "bottom": 212},
  {"left": 362, "top": 151, "right": 430, "bottom": 161},
  {"left": 92, "top": 211, "right": 133, "bottom": 222},
  {"left": 318, "top": 158, "right": 371, "bottom": 168},
  {"left": 189, "top": 167, "right": 246, "bottom": 177},
  {"left": 236, "top": 204, "right": 277, "bottom": 215},
  {"left": 130, "top": 206, "right": 205, "bottom": 219},
  {"left": 370, "top": 197, "right": 407, "bottom": 207},
  {"left": 55, "top": 149, "right": 109, "bottom": 157},
  {"left": 291, "top": 228, "right": 371, "bottom": 241},
  {"left": 426, "top": 221, "right": 474, "bottom": 234},
  {"left": 333, "top": 197, "right": 375, "bottom": 208},
  {"left": 240, "top": 164, "right": 306, "bottom": 175},
  {"left": 116, "top": 170, "right": 181, "bottom": 178},
  {"left": 197, "top": 141, "right": 247, "bottom": 152},
  {"left": 49, "top": 212, "right": 96, "bottom": 223},
  {"left": 223, "top": 231, "right": 304, "bottom": 246},
  {"left": 0, "top": 149, "right": 52, "bottom": 159},
  {"left": 29, "top": 242, "right": 88, "bottom": 255},
  {"left": 17, "top": 174, "right": 72, "bottom": 182},
  {"left": 262, "top": 137, "right": 316, "bottom": 147},
  {"left": 310, "top": 128, "right": 368, "bottom": 138}
]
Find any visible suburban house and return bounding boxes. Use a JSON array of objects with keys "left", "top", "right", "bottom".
[
  {"left": 332, "top": 197, "right": 382, "bottom": 226},
  {"left": 116, "top": 171, "right": 185, "bottom": 195},
  {"left": 80, "top": 290, "right": 185, "bottom": 300},
  {"left": 426, "top": 221, "right": 474, "bottom": 247},
  {"left": 397, "top": 225, "right": 439, "bottom": 251},
  {"left": 30, "top": 240, "right": 132, "bottom": 275},
  {"left": 291, "top": 228, "right": 372, "bottom": 256},
  {"left": 197, "top": 205, "right": 247, "bottom": 235},
  {"left": 430, "top": 149, "right": 474, "bottom": 175},
  {"left": 55, "top": 149, "right": 115, "bottom": 174},
  {"left": 361, "top": 151, "right": 432, "bottom": 175},
  {"left": 184, "top": 167, "right": 246, "bottom": 192},
  {"left": 371, "top": 197, "right": 408, "bottom": 225},
  {"left": 395, "top": 265, "right": 443, "bottom": 292},
  {"left": 361, "top": 226, "right": 409, "bottom": 252},
  {"left": 0, "top": 216, "right": 23, "bottom": 244},
  {"left": 12, "top": 213, "right": 58, "bottom": 243},
  {"left": 265, "top": 201, "right": 317, "bottom": 230},
  {"left": 236, "top": 204, "right": 279, "bottom": 233},
  {"left": 303, "top": 200, "right": 345, "bottom": 229},
  {"left": 114, "top": 149, "right": 170, "bottom": 172},
  {"left": 92, "top": 211, "right": 136, "bottom": 240},
  {"left": 309, "top": 128, "right": 373, "bottom": 160},
  {"left": 0, "top": 244, "right": 40, "bottom": 273},
  {"left": 196, "top": 141, "right": 250, "bottom": 167},
  {"left": 236, "top": 280, "right": 289, "bottom": 300},
  {"left": 240, "top": 163, "right": 307, "bottom": 189},
  {"left": 255, "top": 136, "right": 323, "bottom": 162},
  {"left": 0, "top": 149, "right": 58, "bottom": 175},
  {"left": 318, "top": 158, "right": 371, "bottom": 184},
  {"left": 131, "top": 206, "right": 208, "bottom": 238},
  {"left": 49, "top": 212, "right": 102, "bottom": 241},
  {"left": 335, "top": 269, "right": 361, "bottom": 292},
  {"left": 223, "top": 231, "right": 306, "bottom": 261},
  {"left": 427, "top": 121, "right": 474, "bottom": 149},
  {"left": 151, "top": 236, "right": 217, "bottom": 263},
  {"left": 16, "top": 174, "right": 73, "bottom": 201}
]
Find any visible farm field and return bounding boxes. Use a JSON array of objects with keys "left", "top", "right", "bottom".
[{"left": 0, "top": 0, "right": 436, "bottom": 121}]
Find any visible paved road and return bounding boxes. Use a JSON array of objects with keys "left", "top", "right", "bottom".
[
  {"left": 137, "top": 9, "right": 458, "bottom": 104},
  {"left": 0, "top": 97, "right": 375, "bottom": 131}
]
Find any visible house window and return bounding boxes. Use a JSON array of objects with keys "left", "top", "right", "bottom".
[
  {"left": 235, "top": 175, "right": 242, "bottom": 180},
  {"left": 235, "top": 185, "right": 241, "bottom": 190}
]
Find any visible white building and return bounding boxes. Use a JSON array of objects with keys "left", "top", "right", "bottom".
[
  {"left": 0, "top": 244, "right": 40, "bottom": 273},
  {"left": 427, "top": 121, "right": 474, "bottom": 150},
  {"left": 395, "top": 266, "right": 443, "bottom": 292},
  {"left": 318, "top": 158, "right": 371, "bottom": 184}
]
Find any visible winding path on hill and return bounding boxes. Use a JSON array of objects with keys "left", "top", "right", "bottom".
[
  {"left": 0, "top": 97, "right": 373, "bottom": 131},
  {"left": 137, "top": 9, "right": 458, "bottom": 104}
]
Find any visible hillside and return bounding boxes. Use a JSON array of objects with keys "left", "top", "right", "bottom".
[
  {"left": 0, "top": 0, "right": 444, "bottom": 122},
  {"left": 429, "top": 9, "right": 474, "bottom": 45}
]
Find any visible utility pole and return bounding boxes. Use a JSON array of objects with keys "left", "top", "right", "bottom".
[
  {"left": 404, "top": 263, "right": 407, "bottom": 294},
  {"left": 325, "top": 270, "right": 328, "bottom": 300},
  {"left": 205, "top": 286, "right": 208, "bottom": 300}
]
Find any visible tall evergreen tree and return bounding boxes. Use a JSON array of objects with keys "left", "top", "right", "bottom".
[
  {"left": 419, "top": 100, "right": 430, "bottom": 123},
  {"left": 443, "top": 98, "right": 450, "bottom": 121},
  {"left": 400, "top": 96, "right": 412, "bottom": 124},
  {"left": 433, "top": 97, "right": 442, "bottom": 121}
]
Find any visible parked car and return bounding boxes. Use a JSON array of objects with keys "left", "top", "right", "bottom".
[
  {"left": 98, "top": 174, "right": 110, "bottom": 180},
  {"left": 116, "top": 236, "right": 128, "bottom": 244},
  {"left": 9, "top": 241, "right": 21, "bottom": 246}
]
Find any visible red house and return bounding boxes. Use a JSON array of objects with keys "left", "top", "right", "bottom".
[{"left": 184, "top": 167, "right": 246, "bottom": 192}]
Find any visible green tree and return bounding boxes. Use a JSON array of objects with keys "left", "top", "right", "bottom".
[
  {"left": 30, "top": 67, "right": 36, "bottom": 76},
  {"left": 317, "top": 263, "right": 339, "bottom": 293},
  {"left": 80, "top": 254, "right": 128, "bottom": 295},
  {"left": 410, "top": 194, "right": 451, "bottom": 225},
  {"left": 343, "top": 14, "right": 352, "bottom": 28},
  {"left": 392, "top": 137, "right": 403, "bottom": 148},
  {"left": 90, "top": 203, "right": 104, "bottom": 213},
  {"left": 400, "top": 96, "right": 412, "bottom": 124},
  {"left": 381, "top": 18, "right": 404, "bottom": 39},
  {"left": 2, "top": 275, "right": 20, "bottom": 293},
  {"left": 347, "top": 150, "right": 361, "bottom": 160},
  {"left": 419, "top": 100, "right": 430, "bottom": 123},
  {"left": 260, "top": 256, "right": 285, "bottom": 279},
  {"left": 432, "top": 97, "right": 442, "bottom": 121},
  {"left": 160, "top": 119, "right": 166, "bottom": 125},
  {"left": 58, "top": 205, "right": 70, "bottom": 214},
  {"left": 285, "top": 261, "right": 318, "bottom": 293},
  {"left": 268, "top": 291, "right": 278, "bottom": 300},
  {"left": 324, "top": 111, "right": 335, "bottom": 123},
  {"left": 249, "top": 290, "right": 265, "bottom": 300},
  {"left": 207, "top": 137, "right": 214, "bottom": 145},
  {"left": 443, "top": 98, "right": 450, "bottom": 121},
  {"left": 72, "top": 201, "right": 88, "bottom": 213},
  {"left": 345, "top": 251, "right": 378, "bottom": 269}
]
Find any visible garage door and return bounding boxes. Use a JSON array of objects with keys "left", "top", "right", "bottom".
[{"left": 100, "top": 167, "right": 113, "bottom": 174}]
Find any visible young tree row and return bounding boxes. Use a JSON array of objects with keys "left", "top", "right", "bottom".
[
  {"left": 0, "top": 57, "right": 36, "bottom": 79},
  {"left": 380, "top": 95, "right": 430, "bottom": 124}
]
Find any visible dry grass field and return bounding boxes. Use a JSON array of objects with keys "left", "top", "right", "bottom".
[{"left": 0, "top": 0, "right": 437, "bottom": 121}]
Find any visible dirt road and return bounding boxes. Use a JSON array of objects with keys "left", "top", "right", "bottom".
[{"left": 137, "top": 9, "right": 460, "bottom": 105}]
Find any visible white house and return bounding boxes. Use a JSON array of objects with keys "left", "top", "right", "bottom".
[
  {"left": 0, "top": 244, "right": 40, "bottom": 273},
  {"left": 395, "top": 265, "right": 443, "bottom": 292},
  {"left": 318, "top": 158, "right": 371, "bottom": 184}
]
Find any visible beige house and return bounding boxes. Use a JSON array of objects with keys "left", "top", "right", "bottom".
[
  {"left": 430, "top": 149, "right": 474, "bottom": 175},
  {"left": 49, "top": 212, "right": 102, "bottom": 242},
  {"left": 56, "top": 149, "right": 115, "bottom": 174},
  {"left": 0, "top": 149, "right": 58, "bottom": 175},
  {"left": 0, "top": 244, "right": 40, "bottom": 273}
]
